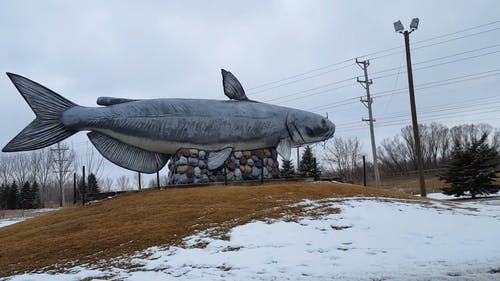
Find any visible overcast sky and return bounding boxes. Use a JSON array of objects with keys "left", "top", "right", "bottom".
[{"left": 1, "top": 1, "right": 499, "bottom": 181}]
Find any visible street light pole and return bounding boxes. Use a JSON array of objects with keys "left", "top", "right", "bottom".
[{"left": 395, "top": 18, "right": 427, "bottom": 197}]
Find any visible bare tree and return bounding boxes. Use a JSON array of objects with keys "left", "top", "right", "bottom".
[
  {"left": 51, "top": 142, "right": 76, "bottom": 206},
  {"left": 322, "top": 136, "right": 364, "bottom": 182},
  {"left": 378, "top": 136, "right": 412, "bottom": 174},
  {"left": 11, "top": 153, "right": 30, "bottom": 185},
  {"left": 101, "top": 177, "right": 114, "bottom": 192},
  {"left": 33, "top": 148, "right": 54, "bottom": 206},
  {"left": 116, "top": 175, "right": 131, "bottom": 191},
  {"left": 0, "top": 154, "right": 13, "bottom": 185}
]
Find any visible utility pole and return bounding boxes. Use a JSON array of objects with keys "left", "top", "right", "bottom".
[
  {"left": 51, "top": 142, "right": 69, "bottom": 207},
  {"left": 356, "top": 58, "right": 381, "bottom": 188},
  {"left": 394, "top": 18, "right": 427, "bottom": 197},
  {"left": 362, "top": 155, "right": 367, "bottom": 186}
]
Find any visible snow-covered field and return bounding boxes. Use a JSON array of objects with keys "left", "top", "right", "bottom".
[{"left": 4, "top": 197, "right": 500, "bottom": 281}]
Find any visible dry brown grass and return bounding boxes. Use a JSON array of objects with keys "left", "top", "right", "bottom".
[
  {"left": 369, "top": 175, "right": 446, "bottom": 194},
  {"left": 0, "top": 181, "right": 417, "bottom": 276}
]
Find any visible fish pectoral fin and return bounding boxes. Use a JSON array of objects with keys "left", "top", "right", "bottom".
[
  {"left": 277, "top": 138, "right": 292, "bottom": 161},
  {"left": 88, "top": 131, "right": 169, "bottom": 173},
  {"left": 221, "top": 69, "right": 249, "bottom": 101},
  {"left": 207, "top": 147, "right": 233, "bottom": 170},
  {"left": 96, "top": 97, "right": 138, "bottom": 106}
]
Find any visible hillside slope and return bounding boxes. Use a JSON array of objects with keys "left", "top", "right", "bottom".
[{"left": 0, "top": 182, "right": 414, "bottom": 276}]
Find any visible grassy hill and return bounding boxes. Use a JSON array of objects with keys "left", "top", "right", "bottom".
[{"left": 0, "top": 181, "right": 417, "bottom": 276}]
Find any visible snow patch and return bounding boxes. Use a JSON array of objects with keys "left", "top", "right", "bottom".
[{"left": 5, "top": 198, "right": 500, "bottom": 281}]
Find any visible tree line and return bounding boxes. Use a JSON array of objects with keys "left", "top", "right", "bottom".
[
  {"left": 0, "top": 142, "right": 109, "bottom": 207},
  {"left": 321, "top": 123, "right": 500, "bottom": 183},
  {"left": 0, "top": 181, "right": 41, "bottom": 210}
]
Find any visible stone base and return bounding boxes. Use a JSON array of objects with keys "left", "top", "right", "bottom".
[{"left": 169, "top": 148, "right": 280, "bottom": 184}]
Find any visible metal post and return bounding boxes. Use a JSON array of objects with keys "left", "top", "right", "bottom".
[
  {"left": 82, "top": 166, "right": 86, "bottom": 205},
  {"left": 356, "top": 59, "right": 381, "bottom": 188},
  {"left": 404, "top": 31, "right": 427, "bottom": 197},
  {"left": 138, "top": 172, "right": 142, "bottom": 191},
  {"left": 156, "top": 163, "right": 160, "bottom": 189},
  {"left": 362, "top": 155, "right": 367, "bottom": 186},
  {"left": 73, "top": 173, "right": 77, "bottom": 204},
  {"left": 313, "top": 157, "right": 318, "bottom": 181},
  {"left": 260, "top": 159, "right": 264, "bottom": 184},
  {"left": 224, "top": 165, "right": 228, "bottom": 186}
]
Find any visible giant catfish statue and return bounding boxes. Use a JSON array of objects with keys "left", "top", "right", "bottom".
[{"left": 2, "top": 70, "right": 335, "bottom": 173}]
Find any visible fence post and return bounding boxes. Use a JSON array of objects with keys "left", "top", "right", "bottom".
[{"left": 82, "top": 166, "right": 86, "bottom": 205}]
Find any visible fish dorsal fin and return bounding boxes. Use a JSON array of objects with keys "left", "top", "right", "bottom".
[
  {"left": 88, "top": 131, "right": 169, "bottom": 173},
  {"left": 221, "top": 69, "right": 248, "bottom": 101},
  {"left": 97, "top": 97, "right": 138, "bottom": 106},
  {"left": 277, "top": 138, "right": 292, "bottom": 161},
  {"left": 207, "top": 147, "right": 233, "bottom": 170}
]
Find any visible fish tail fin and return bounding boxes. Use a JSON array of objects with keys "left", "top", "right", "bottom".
[{"left": 2, "top": 73, "right": 78, "bottom": 152}]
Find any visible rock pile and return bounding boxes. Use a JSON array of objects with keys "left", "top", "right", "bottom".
[{"left": 169, "top": 148, "right": 280, "bottom": 184}]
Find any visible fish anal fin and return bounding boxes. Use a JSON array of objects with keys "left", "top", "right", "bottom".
[
  {"left": 88, "top": 131, "right": 169, "bottom": 173},
  {"left": 207, "top": 147, "right": 233, "bottom": 170},
  {"left": 277, "top": 138, "right": 291, "bottom": 161}
]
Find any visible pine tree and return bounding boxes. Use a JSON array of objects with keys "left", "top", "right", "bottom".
[
  {"left": 439, "top": 133, "right": 500, "bottom": 198},
  {"left": 88, "top": 173, "right": 100, "bottom": 194},
  {"left": 20, "top": 181, "right": 34, "bottom": 209},
  {"left": 299, "top": 146, "right": 320, "bottom": 178},
  {"left": 280, "top": 159, "right": 296, "bottom": 178},
  {"left": 6, "top": 181, "right": 19, "bottom": 209},
  {"left": 0, "top": 183, "right": 6, "bottom": 209}
]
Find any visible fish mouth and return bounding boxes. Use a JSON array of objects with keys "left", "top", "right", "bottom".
[{"left": 325, "top": 125, "right": 335, "bottom": 139}]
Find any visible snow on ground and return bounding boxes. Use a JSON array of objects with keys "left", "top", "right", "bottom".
[
  {"left": 426, "top": 191, "right": 500, "bottom": 200},
  {"left": 6, "top": 198, "right": 500, "bottom": 281},
  {"left": 0, "top": 208, "right": 57, "bottom": 229},
  {"left": 0, "top": 218, "right": 26, "bottom": 228}
]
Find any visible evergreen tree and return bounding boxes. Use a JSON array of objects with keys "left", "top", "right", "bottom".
[
  {"left": 439, "top": 133, "right": 500, "bottom": 198},
  {"left": 20, "top": 181, "right": 35, "bottom": 209},
  {"left": 299, "top": 146, "right": 320, "bottom": 178},
  {"left": 88, "top": 173, "right": 100, "bottom": 194},
  {"left": 6, "top": 181, "right": 19, "bottom": 209},
  {"left": 280, "top": 159, "right": 296, "bottom": 178},
  {"left": 0, "top": 183, "right": 6, "bottom": 209}
]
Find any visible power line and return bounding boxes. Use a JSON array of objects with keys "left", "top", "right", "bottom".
[
  {"left": 256, "top": 42, "right": 500, "bottom": 105},
  {"left": 336, "top": 101, "right": 500, "bottom": 131},
  {"left": 370, "top": 43, "right": 500, "bottom": 76},
  {"left": 246, "top": 20, "right": 500, "bottom": 92},
  {"left": 309, "top": 69, "right": 500, "bottom": 112},
  {"left": 246, "top": 58, "right": 353, "bottom": 91},
  {"left": 338, "top": 109, "right": 499, "bottom": 133},
  {"left": 371, "top": 49, "right": 500, "bottom": 80},
  {"left": 247, "top": 64, "right": 355, "bottom": 95},
  {"left": 372, "top": 69, "right": 500, "bottom": 98},
  {"left": 370, "top": 27, "right": 500, "bottom": 61},
  {"left": 263, "top": 80, "right": 356, "bottom": 103}
]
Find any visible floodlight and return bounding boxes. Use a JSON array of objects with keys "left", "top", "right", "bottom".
[
  {"left": 393, "top": 20, "right": 404, "bottom": 33},
  {"left": 410, "top": 18, "right": 419, "bottom": 30}
]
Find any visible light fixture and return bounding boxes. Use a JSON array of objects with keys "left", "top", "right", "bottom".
[
  {"left": 410, "top": 18, "right": 419, "bottom": 30},
  {"left": 393, "top": 20, "right": 404, "bottom": 33}
]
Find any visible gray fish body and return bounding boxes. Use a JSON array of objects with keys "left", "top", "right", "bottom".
[
  {"left": 62, "top": 99, "right": 292, "bottom": 153},
  {"left": 3, "top": 70, "right": 335, "bottom": 173}
]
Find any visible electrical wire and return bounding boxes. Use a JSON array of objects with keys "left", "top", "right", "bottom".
[{"left": 246, "top": 20, "right": 500, "bottom": 93}]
